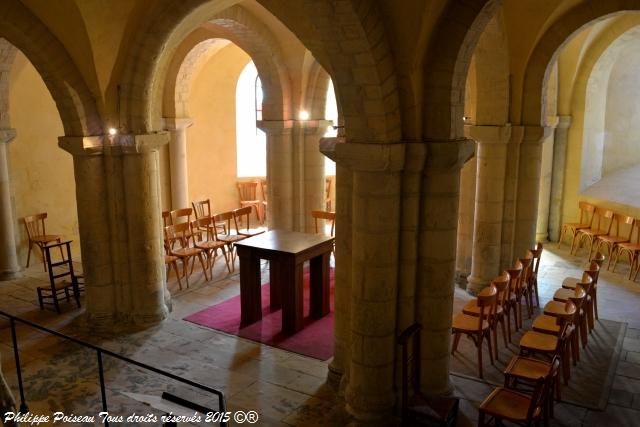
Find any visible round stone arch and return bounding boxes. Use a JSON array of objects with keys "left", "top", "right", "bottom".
[
  {"left": 521, "top": 0, "right": 640, "bottom": 126},
  {"left": 422, "top": 0, "right": 503, "bottom": 140},
  {"left": 0, "top": 2, "right": 101, "bottom": 136},
  {"left": 162, "top": 6, "right": 291, "bottom": 121}
]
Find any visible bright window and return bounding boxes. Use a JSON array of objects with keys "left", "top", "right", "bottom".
[
  {"left": 324, "top": 79, "right": 337, "bottom": 176},
  {"left": 236, "top": 61, "right": 266, "bottom": 177}
]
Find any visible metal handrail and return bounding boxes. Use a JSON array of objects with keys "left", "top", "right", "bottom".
[{"left": 0, "top": 310, "right": 227, "bottom": 426}]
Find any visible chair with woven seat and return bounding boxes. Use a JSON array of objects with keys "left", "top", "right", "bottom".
[
  {"left": 573, "top": 208, "right": 613, "bottom": 258},
  {"left": 463, "top": 272, "right": 510, "bottom": 360},
  {"left": 237, "top": 181, "right": 263, "bottom": 224},
  {"left": 164, "top": 223, "right": 209, "bottom": 286},
  {"left": 398, "top": 323, "right": 459, "bottom": 427},
  {"left": 233, "top": 206, "right": 266, "bottom": 238},
  {"left": 451, "top": 285, "right": 497, "bottom": 378},
  {"left": 558, "top": 201, "right": 595, "bottom": 251},
  {"left": 192, "top": 199, "right": 226, "bottom": 234},
  {"left": 191, "top": 217, "right": 231, "bottom": 276},
  {"left": 611, "top": 218, "right": 640, "bottom": 278},
  {"left": 23, "top": 213, "right": 63, "bottom": 271},
  {"left": 213, "top": 211, "right": 246, "bottom": 268},
  {"left": 592, "top": 213, "right": 633, "bottom": 267},
  {"left": 170, "top": 208, "right": 199, "bottom": 241},
  {"left": 478, "top": 376, "right": 547, "bottom": 427},
  {"left": 37, "top": 241, "right": 81, "bottom": 313}
]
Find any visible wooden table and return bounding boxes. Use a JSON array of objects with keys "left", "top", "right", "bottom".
[{"left": 235, "top": 230, "right": 334, "bottom": 334}]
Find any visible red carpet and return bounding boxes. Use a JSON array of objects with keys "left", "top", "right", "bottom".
[{"left": 184, "top": 268, "right": 334, "bottom": 360}]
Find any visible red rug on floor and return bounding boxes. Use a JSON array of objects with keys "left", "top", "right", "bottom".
[{"left": 183, "top": 268, "right": 334, "bottom": 361}]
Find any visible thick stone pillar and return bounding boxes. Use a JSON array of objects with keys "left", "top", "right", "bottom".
[
  {"left": 302, "top": 120, "right": 332, "bottom": 233},
  {"left": 466, "top": 126, "right": 510, "bottom": 294},
  {"left": 59, "top": 133, "right": 170, "bottom": 326},
  {"left": 259, "top": 120, "right": 293, "bottom": 231},
  {"left": 536, "top": 117, "right": 559, "bottom": 242},
  {"left": 548, "top": 116, "right": 572, "bottom": 242},
  {"left": 417, "top": 139, "right": 474, "bottom": 394},
  {"left": 338, "top": 142, "right": 404, "bottom": 423},
  {"left": 0, "top": 129, "right": 20, "bottom": 280},
  {"left": 454, "top": 153, "right": 476, "bottom": 289},
  {"left": 164, "top": 118, "right": 192, "bottom": 209},
  {"left": 513, "top": 126, "right": 551, "bottom": 259}
]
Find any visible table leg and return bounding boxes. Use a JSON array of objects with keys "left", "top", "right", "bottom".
[
  {"left": 282, "top": 257, "right": 304, "bottom": 334},
  {"left": 238, "top": 247, "right": 262, "bottom": 327},
  {"left": 269, "top": 259, "right": 282, "bottom": 310},
  {"left": 310, "top": 251, "right": 330, "bottom": 318}
]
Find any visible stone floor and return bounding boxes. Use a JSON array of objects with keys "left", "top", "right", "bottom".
[{"left": 0, "top": 243, "right": 639, "bottom": 426}]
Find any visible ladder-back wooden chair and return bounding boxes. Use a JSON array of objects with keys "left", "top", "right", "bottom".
[
  {"left": 192, "top": 199, "right": 226, "bottom": 234},
  {"left": 23, "top": 213, "right": 63, "bottom": 271},
  {"left": 37, "top": 241, "right": 81, "bottom": 313},
  {"left": 213, "top": 211, "right": 246, "bottom": 268},
  {"left": 237, "top": 181, "right": 263, "bottom": 224},
  {"left": 164, "top": 223, "right": 209, "bottom": 286},
  {"left": 233, "top": 206, "right": 266, "bottom": 238},
  {"left": 191, "top": 217, "right": 231, "bottom": 275},
  {"left": 592, "top": 213, "right": 633, "bottom": 267},
  {"left": 611, "top": 218, "right": 640, "bottom": 277}
]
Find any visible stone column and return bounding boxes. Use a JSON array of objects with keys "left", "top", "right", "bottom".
[
  {"left": 302, "top": 120, "right": 332, "bottom": 233},
  {"left": 454, "top": 152, "right": 476, "bottom": 289},
  {"left": 535, "top": 117, "right": 559, "bottom": 242},
  {"left": 60, "top": 132, "right": 170, "bottom": 326},
  {"left": 338, "top": 142, "right": 404, "bottom": 423},
  {"left": 466, "top": 126, "right": 511, "bottom": 294},
  {"left": 417, "top": 139, "right": 474, "bottom": 394},
  {"left": 164, "top": 118, "right": 192, "bottom": 209},
  {"left": 259, "top": 120, "right": 293, "bottom": 231},
  {"left": 0, "top": 129, "right": 20, "bottom": 280},
  {"left": 513, "top": 126, "right": 551, "bottom": 259},
  {"left": 548, "top": 116, "right": 572, "bottom": 242}
]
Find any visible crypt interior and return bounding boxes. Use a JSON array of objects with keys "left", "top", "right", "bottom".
[{"left": 2, "top": 0, "right": 640, "bottom": 426}]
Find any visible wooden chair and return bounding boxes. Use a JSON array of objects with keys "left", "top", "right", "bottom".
[
  {"left": 213, "top": 211, "right": 246, "bottom": 268},
  {"left": 398, "top": 323, "right": 459, "bottom": 427},
  {"left": 191, "top": 217, "right": 231, "bottom": 276},
  {"left": 164, "top": 240, "right": 183, "bottom": 290},
  {"left": 551, "top": 274, "right": 593, "bottom": 348},
  {"left": 528, "top": 243, "right": 543, "bottom": 309},
  {"left": 23, "top": 213, "right": 63, "bottom": 271},
  {"left": 311, "top": 210, "right": 336, "bottom": 236},
  {"left": 517, "top": 256, "right": 533, "bottom": 325},
  {"left": 260, "top": 178, "right": 268, "bottom": 223},
  {"left": 505, "top": 262, "right": 524, "bottom": 337},
  {"left": 592, "top": 213, "right": 633, "bottom": 267},
  {"left": 478, "top": 376, "right": 547, "bottom": 427},
  {"left": 573, "top": 208, "right": 613, "bottom": 258},
  {"left": 463, "top": 272, "right": 510, "bottom": 360},
  {"left": 237, "top": 181, "right": 263, "bottom": 224},
  {"left": 192, "top": 199, "right": 225, "bottom": 234},
  {"left": 170, "top": 208, "right": 198, "bottom": 241},
  {"left": 534, "top": 293, "right": 581, "bottom": 367},
  {"left": 162, "top": 211, "right": 172, "bottom": 227},
  {"left": 325, "top": 176, "right": 333, "bottom": 211},
  {"left": 233, "top": 206, "right": 266, "bottom": 238},
  {"left": 611, "top": 218, "right": 640, "bottom": 278},
  {"left": 503, "top": 355, "right": 561, "bottom": 422},
  {"left": 451, "top": 285, "right": 497, "bottom": 378},
  {"left": 520, "top": 302, "right": 575, "bottom": 385},
  {"left": 164, "top": 223, "right": 209, "bottom": 286},
  {"left": 37, "top": 241, "right": 81, "bottom": 313},
  {"left": 562, "top": 255, "right": 603, "bottom": 321},
  {"left": 558, "top": 201, "right": 595, "bottom": 251}
]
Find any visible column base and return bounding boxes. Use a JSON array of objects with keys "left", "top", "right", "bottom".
[
  {"left": 466, "top": 274, "right": 491, "bottom": 295},
  {"left": 0, "top": 269, "right": 22, "bottom": 281},
  {"left": 327, "top": 360, "right": 343, "bottom": 390},
  {"left": 535, "top": 232, "right": 549, "bottom": 243}
]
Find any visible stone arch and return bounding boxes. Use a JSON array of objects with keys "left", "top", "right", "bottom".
[
  {"left": 0, "top": 1, "right": 101, "bottom": 136},
  {"left": 422, "top": 0, "right": 503, "bottom": 139},
  {"left": 161, "top": 5, "right": 290, "bottom": 121},
  {"left": 521, "top": 0, "right": 640, "bottom": 126}
]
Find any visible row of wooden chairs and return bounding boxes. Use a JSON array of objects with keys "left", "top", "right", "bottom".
[
  {"left": 477, "top": 253, "right": 605, "bottom": 426},
  {"left": 163, "top": 204, "right": 265, "bottom": 289},
  {"left": 451, "top": 243, "right": 543, "bottom": 379},
  {"left": 559, "top": 201, "right": 640, "bottom": 279}
]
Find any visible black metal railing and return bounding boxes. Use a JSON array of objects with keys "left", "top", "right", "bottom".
[{"left": 0, "top": 310, "right": 227, "bottom": 426}]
